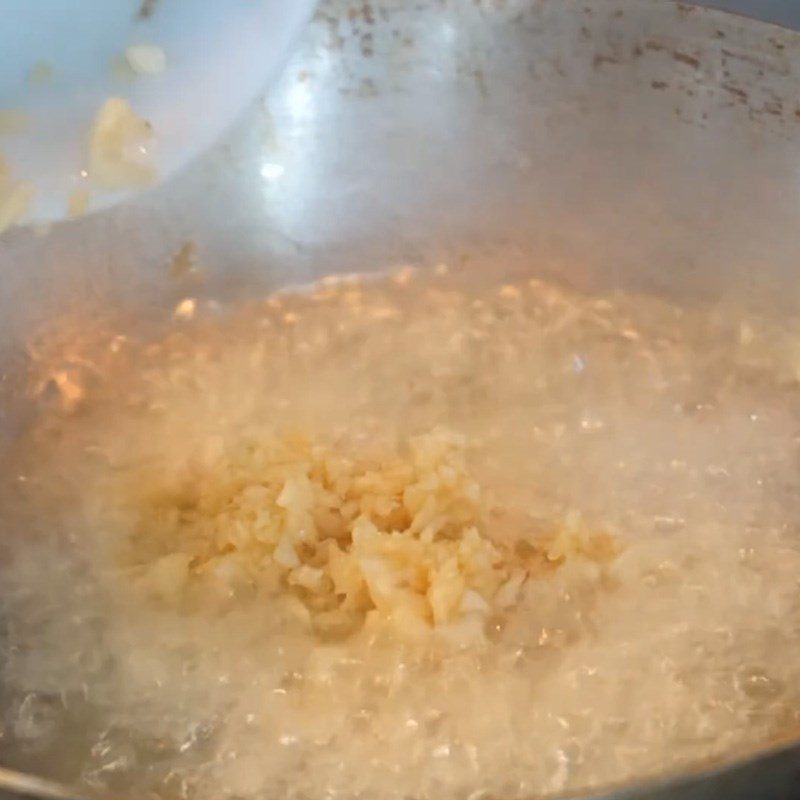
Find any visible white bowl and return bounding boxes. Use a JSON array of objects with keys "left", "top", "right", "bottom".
[{"left": 0, "top": 0, "right": 315, "bottom": 224}]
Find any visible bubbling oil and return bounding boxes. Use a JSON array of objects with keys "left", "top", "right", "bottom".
[{"left": 3, "top": 266, "right": 800, "bottom": 800}]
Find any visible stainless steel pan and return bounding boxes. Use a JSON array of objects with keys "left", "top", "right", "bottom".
[{"left": 3, "top": 1, "right": 800, "bottom": 798}]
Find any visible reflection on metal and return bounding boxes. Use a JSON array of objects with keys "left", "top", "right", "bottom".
[
  {"left": 0, "top": 767, "right": 87, "bottom": 800},
  {"left": 260, "top": 162, "right": 286, "bottom": 181}
]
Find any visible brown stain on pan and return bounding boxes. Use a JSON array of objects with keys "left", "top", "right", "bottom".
[{"left": 673, "top": 51, "right": 701, "bottom": 69}]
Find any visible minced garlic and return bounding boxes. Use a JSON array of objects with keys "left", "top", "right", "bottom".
[
  {"left": 0, "top": 109, "right": 29, "bottom": 136},
  {"left": 126, "top": 428, "right": 616, "bottom": 645},
  {"left": 88, "top": 98, "right": 156, "bottom": 189},
  {"left": 0, "top": 155, "right": 33, "bottom": 234},
  {"left": 125, "top": 44, "right": 167, "bottom": 76}
]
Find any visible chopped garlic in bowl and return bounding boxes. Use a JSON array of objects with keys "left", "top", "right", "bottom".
[
  {"left": 0, "top": 155, "right": 33, "bottom": 234},
  {"left": 88, "top": 98, "right": 156, "bottom": 189},
  {"left": 125, "top": 44, "right": 167, "bottom": 76}
]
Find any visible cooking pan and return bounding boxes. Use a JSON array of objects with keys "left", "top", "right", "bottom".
[{"left": 3, "top": 1, "right": 800, "bottom": 798}]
